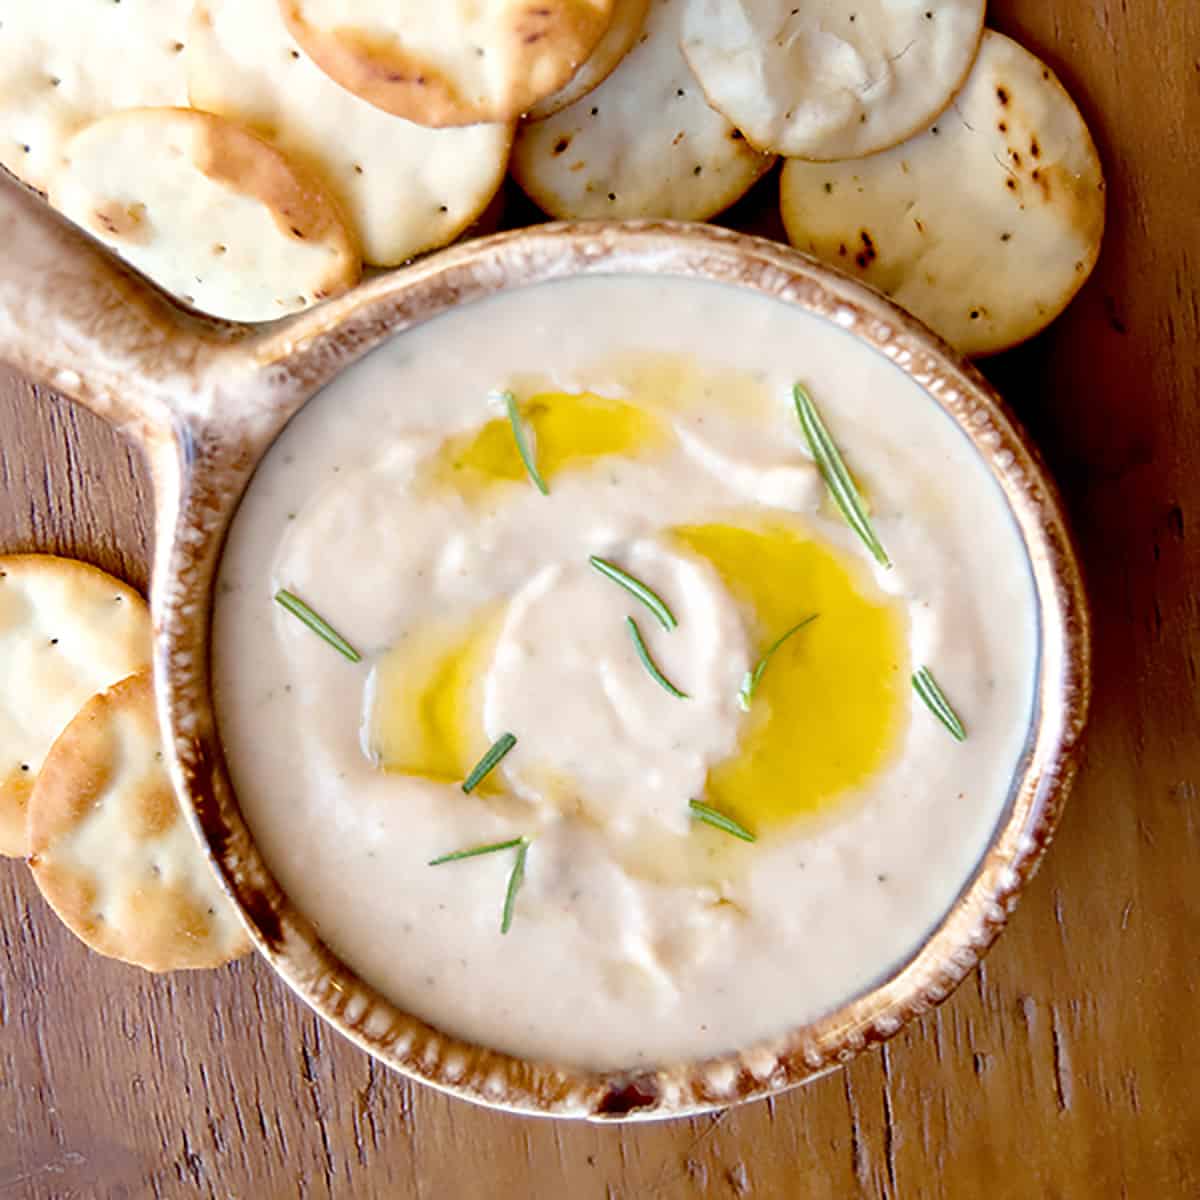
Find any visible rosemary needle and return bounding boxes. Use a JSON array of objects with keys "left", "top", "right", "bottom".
[
  {"left": 462, "top": 733, "right": 518, "bottom": 794},
  {"left": 912, "top": 666, "right": 967, "bottom": 742},
  {"left": 428, "top": 836, "right": 531, "bottom": 934},
  {"left": 689, "top": 800, "right": 756, "bottom": 843},
  {"left": 500, "top": 839, "right": 529, "bottom": 934},
  {"left": 274, "top": 589, "right": 361, "bottom": 663},
  {"left": 627, "top": 617, "right": 688, "bottom": 699},
  {"left": 500, "top": 391, "right": 549, "bottom": 496},
  {"left": 793, "top": 383, "right": 891, "bottom": 568},
  {"left": 589, "top": 555, "right": 678, "bottom": 630},
  {"left": 428, "top": 837, "right": 526, "bottom": 867},
  {"left": 738, "top": 614, "right": 818, "bottom": 711}
]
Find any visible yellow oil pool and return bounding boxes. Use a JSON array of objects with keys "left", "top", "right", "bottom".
[
  {"left": 435, "top": 391, "right": 667, "bottom": 494},
  {"left": 675, "top": 519, "right": 908, "bottom": 833},
  {"left": 366, "top": 607, "right": 501, "bottom": 789}
]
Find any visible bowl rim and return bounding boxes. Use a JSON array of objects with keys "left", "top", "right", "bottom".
[{"left": 154, "top": 219, "right": 1091, "bottom": 1121}]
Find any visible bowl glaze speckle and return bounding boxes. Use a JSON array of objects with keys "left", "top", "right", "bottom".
[{"left": 0, "top": 172, "right": 1089, "bottom": 1120}]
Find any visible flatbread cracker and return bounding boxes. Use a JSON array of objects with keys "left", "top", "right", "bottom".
[
  {"left": 527, "top": 0, "right": 651, "bottom": 120},
  {"left": 0, "top": 0, "right": 190, "bottom": 194},
  {"left": 279, "top": 0, "right": 616, "bottom": 127},
  {"left": 28, "top": 670, "right": 251, "bottom": 972},
  {"left": 681, "top": 0, "right": 985, "bottom": 160},
  {"left": 189, "top": 0, "right": 512, "bottom": 268},
  {"left": 48, "top": 107, "right": 361, "bottom": 323},
  {"left": 511, "top": 0, "right": 775, "bottom": 221},
  {"left": 0, "top": 556, "right": 150, "bottom": 857},
  {"left": 780, "top": 31, "right": 1106, "bottom": 356}
]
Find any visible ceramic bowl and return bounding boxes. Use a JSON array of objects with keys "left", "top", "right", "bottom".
[{"left": 0, "top": 174, "right": 1090, "bottom": 1121}]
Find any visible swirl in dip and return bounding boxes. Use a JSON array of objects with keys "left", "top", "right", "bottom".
[{"left": 213, "top": 275, "right": 1037, "bottom": 1070}]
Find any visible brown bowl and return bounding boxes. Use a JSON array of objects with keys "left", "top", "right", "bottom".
[{"left": 0, "top": 173, "right": 1090, "bottom": 1121}]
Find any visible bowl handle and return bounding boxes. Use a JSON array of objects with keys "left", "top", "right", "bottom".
[{"left": 0, "top": 172, "right": 244, "bottom": 439}]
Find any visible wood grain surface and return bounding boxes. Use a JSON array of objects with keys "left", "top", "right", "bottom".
[{"left": 2, "top": 2, "right": 1198, "bottom": 1196}]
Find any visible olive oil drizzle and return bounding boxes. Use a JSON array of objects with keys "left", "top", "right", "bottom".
[{"left": 276, "top": 378, "right": 971, "bottom": 933}]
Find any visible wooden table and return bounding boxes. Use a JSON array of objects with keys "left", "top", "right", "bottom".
[{"left": 2, "top": 3, "right": 1197, "bottom": 1196}]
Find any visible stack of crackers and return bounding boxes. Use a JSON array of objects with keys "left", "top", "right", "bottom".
[
  {"left": 0, "top": 555, "right": 248, "bottom": 972},
  {"left": 0, "top": 0, "right": 1102, "bottom": 353}
]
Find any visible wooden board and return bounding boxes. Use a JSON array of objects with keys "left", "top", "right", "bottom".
[{"left": 2, "top": 1, "right": 1198, "bottom": 1195}]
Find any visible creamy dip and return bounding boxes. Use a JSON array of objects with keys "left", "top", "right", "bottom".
[{"left": 213, "top": 275, "right": 1038, "bottom": 1070}]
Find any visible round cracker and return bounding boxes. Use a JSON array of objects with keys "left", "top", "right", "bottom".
[
  {"left": 28, "top": 670, "right": 250, "bottom": 972},
  {"left": 0, "top": 0, "right": 191, "bottom": 194},
  {"left": 279, "top": 0, "right": 616, "bottom": 127},
  {"left": 0, "top": 556, "right": 150, "bottom": 859},
  {"left": 681, "top": 0, "right": 986, "bottom": 161},
  {"left": 527, "top": 0, "right": 651, "bottom": 120},
  {"left": 511, "top": 0, "right": 775, "bottom": 221},
  {"left": 0, "top": 556, "right": 150, "bottom": 858},
  {"left": 188, "top": 0, "right": 512, "bottom": 269},
  {"left": 780, "top": 31, "right": 1106, "bottom": 356},
  {"left": 48, "top": 107, "right": 361, "bottom": 323}
]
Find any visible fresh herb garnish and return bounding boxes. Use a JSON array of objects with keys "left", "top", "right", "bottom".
[
  {"left": 501, "top": 838, "right": 529, "bottom": 934},
  {"left": 462, "top": 732, "right": 518, "bottom": 794},
  {"left": 689, "top": 799, "right": 756, "bottom": 843},
  {"left": 428, "top": 837, "right": 526, "bottom": 866},
  {"left": 274, "top": 588, "right": 361, "bottom": 663},
  {"left": 912, "top": 666, "right": 967, "bottom": 741},
  {"left": 793, "top": 383, "right": 891, "bottom": 568},
  {"left": 738, "top": 614, "right": 818, "bottom": 711},
  {"left": 428, "top": 836, "right": 531, "bottom": 934},
  {"left": 589, "top": 555, "right": 678, "bottom": 631},
  {"left": 627, "top": 617, "right": 688, "bottom": 699},
  {"left": 500, "top": 390, "right": 549, "bottom": 496}
]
